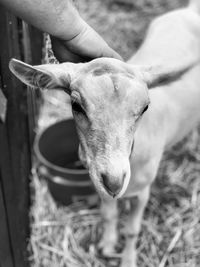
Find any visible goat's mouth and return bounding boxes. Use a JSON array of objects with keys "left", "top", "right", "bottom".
[
  {"left": 129, "top": 140, "right": 135, "bottom": 159},
  {"left": 99, "top": 173, "right": 130, "bottom": 199},
  {"left": 102, "top": 182, "right": 122, "bottom": 198}
]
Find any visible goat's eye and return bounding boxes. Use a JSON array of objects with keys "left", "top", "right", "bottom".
[
  {"left": 142, "top": 105, "right": 149, "bottom": 115},
  {"left": 72, "top": 102, "right": 86, "bottom": 116}
]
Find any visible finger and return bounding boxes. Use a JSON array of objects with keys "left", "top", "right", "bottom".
[
  {"left": 51, "top": 37, "right": 84, "bottom": 63},
  {"left": 101, "top": 46, "right": 123, "bottom": 61},
  {"left": 63, "top": 24, "right": 123, "bottom": 61}
]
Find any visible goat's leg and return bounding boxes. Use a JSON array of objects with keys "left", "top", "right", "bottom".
[
  {"left": 98, "top": 199, "right": 118, "bottom": 256},
  {"left": 120, "top": 186, "right": 150, "bottom": 267}
]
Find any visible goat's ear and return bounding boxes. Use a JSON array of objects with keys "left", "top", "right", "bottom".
[
  {"left": 142, "top": 62, "right": 196, "bottom": 88},
  {"left": 9, "top": 58, "right": 75, "bottom": 93}
]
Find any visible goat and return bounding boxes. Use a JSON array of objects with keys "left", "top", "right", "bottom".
[{"left": 9, "top": 0, "right": 200, "bottom": 266}]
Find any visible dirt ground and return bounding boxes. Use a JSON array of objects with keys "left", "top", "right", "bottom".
[{"left": 30, "top": 1, "right": 200, "bottom": 267}]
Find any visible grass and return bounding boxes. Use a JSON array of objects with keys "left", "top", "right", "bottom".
[{"left": 29, "top": 0, "right": 200, "bottom": 266}]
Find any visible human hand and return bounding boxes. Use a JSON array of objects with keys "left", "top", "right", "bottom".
[
  {"left": 51, "top": 21, "right": 122, "bottom": 63},
  {"left": 1, "top": 0, "right": 121, "bottom": 62}
]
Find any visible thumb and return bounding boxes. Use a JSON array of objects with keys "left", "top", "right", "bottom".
[
  {"left": 101, "top": 45, "right": 123, "bottom": 61},
  {"left": 64, "top": 22, "right": 123, "bottom": 61}
]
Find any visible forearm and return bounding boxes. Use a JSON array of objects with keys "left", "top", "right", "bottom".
[{"left": 0, "top": 0, "right": 85, "bottom": 40}]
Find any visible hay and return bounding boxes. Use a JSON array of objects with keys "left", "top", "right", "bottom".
[
  {"left": 29, "top": 0, "right": 200, "bottom": 266},
  {"left": 29, "top": 127, "right": 200, "bottom": 267}
]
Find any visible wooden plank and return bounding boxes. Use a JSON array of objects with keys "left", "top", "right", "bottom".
[
  {"left": 0, "top": 121, "right": 29, "bottom": 267},
  {"left": 24, "top": 24, "right": 43, "bottom": 65},
  {"left": 0, "top": 7, "right": 43, "bottom": 267},
  {"left": 0, "top": 140, "right": 14, "bottom": 267},
  {"left": 0, "top": 87, "right": 7, "bottom": 122},
  {"left": 0, "top": 7, "right": 30, "bottom": 267},
  {"left": 22, "top": 22, "right": 43, "bottom": 145},
  {"left": 0, "top": 190, "right": 13, "bottom": 267}
]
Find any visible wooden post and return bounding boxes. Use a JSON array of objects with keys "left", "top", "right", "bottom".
[
  {"left": 0, "top": 6, "right": 43, "bottom": 267},
  {"left": 22, "top": 22, "right": 43, "bottom": 145},
  {"left": 0, "top": 157, "right": 14, "bottom": 267}
]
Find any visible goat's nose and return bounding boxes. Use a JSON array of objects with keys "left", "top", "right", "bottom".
[{"left": 101, "top": 173, "right": 125, "bottom": 197}]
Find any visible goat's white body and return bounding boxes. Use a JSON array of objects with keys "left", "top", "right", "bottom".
[{"left": 124, "top": 7, "right": 200, "bottom": 198}]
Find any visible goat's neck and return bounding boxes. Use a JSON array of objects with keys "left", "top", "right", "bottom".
[{"left": 133, "top": 65, "right": 200, "bottom": 159}]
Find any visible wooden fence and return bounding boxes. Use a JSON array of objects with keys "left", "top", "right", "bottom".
[{"left": 0, "top": 6, "right": 43, "bottom": 267}]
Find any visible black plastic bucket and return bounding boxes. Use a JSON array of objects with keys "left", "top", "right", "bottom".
[{"left": 34, "top": 119, "right": 96, "bottom": 205}]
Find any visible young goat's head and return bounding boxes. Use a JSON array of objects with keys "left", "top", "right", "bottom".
[{"left": 9, "top": 57, "right": 192, "bottom": 199}]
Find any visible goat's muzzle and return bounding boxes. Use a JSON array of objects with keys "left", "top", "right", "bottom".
[{"left": 100, "top": 172, "right": 126, "bottom": 198}]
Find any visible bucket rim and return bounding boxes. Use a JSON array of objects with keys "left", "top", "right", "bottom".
[{"left": 44, "top": 174, "right": 93, "bottom": 187}]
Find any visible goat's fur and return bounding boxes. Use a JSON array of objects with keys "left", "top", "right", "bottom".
[{"left": 9, "top": 0, "right": 200, "bottom": 266}]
